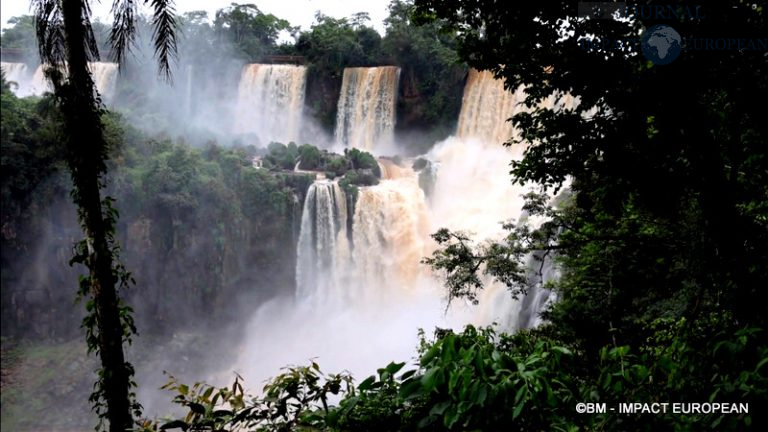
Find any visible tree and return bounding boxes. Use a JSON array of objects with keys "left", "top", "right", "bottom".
[
  {"left": 32, "top": 0, "right": 178, "bottom": 430},
  {"left": 413, "top": 0, "right": 767, "bottom": 338},
  {"left": 213, "top": 3, "right": 293, "bottom": 60},
  {"left": 412, "top": 2, "right": 767, "bottom": 426},
  {"left": 295, "top": 12, "right": 384, "bottom": 128},
  {"left": 0, "top": 15, "right": 38, "bottom": 50},
  {"left": 380, "top": 0, "right": 466, "bottom": 145}
]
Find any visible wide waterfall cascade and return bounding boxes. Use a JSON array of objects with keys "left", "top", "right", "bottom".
[
  {"left": 233, "top": 64, "right": 307, "bottom": 145},
  {"left": 351, "top": 174, "right": 431, "bottom": 302},
  {"left": 6, "top": 62, "right": 119, "bottom": 100},
  {"left": 28, "top": 64, "right": 51, "bottom": 95},
  {"left": 378, "top": 158, "right": 412, "bottom": 180},
  {"left": 296, "top": 169, "right": 430, "bottom": 307},
  {"left": 334, "top": 66, "right": 400, "bottom": 152},
  {"left": 233, "top": 172, "right": 447, "bottom": 387},
  {"left": 228, "top": 66, "right": 581, "bottom": 390}
]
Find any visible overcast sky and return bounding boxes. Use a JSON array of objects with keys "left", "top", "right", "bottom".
[{"left": 0, "top": 0, "right": 391, "bottom": 32}]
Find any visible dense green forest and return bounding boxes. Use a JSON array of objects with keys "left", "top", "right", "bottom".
[{"left": 2, "top": 0, "right": 767, "bottom": 431}]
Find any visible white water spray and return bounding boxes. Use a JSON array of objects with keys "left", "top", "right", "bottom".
[
  {"left": 233, "top": 64, "right": 307, "bottom": 145},
  {"left": 4, "top": 62, "right": 119, "bottom": 100},
  {"left": 229, "top": 68, "right": 577, "bottom": 387}
]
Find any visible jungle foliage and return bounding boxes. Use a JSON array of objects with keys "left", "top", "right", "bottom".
[
  {"left": 145, "top": 1, "right": 766, "bottom": 431},
  {"left": 2, "top": 0, "right": 767, "bottom": 430},
  {"left": 0, "top": 82, "right": 312, "bottom": 339}
]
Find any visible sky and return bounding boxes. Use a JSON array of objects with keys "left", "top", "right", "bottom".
[{"left": 0, "top": 0, "right": 391, "bottom": 33}]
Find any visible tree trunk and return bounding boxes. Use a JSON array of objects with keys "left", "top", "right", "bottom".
[{"left": 61, "top": 0, "right": 133, "bottom": 430}]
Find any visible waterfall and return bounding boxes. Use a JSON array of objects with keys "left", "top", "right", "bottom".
[
  {"left": 334, "top": 66, "right": 400, "bottom": 152},
  {"left": 1, "top": 62, "right": 32, "bottom": 96},
  {"left": 29, "top": 65, "right": 52, "bottom": 95},
  {"left": 231, "top": 67, "right": 580, "bottom": 388},
  {"left": 185, "top": 65, "right": 194, "bottom": 116},
  {"left": 89, "top": 62, "right": 119, "bottom": 101},
  {"left": 428, "top": 69, "right": 579, "bottom": 328},
  {"left": 12, "top": 62, "right": 119, "bottom": 100},
  {"left": 296, "top": 173, "right": 429, "bottom": 307},
  {"left": 457, "top": 69, "right": 528, "bottom": 150},
  {"left": 233, "top": 64, "right": 307, "bottom": 145},
  {"left": 295, "top": 181, "right": 350, "bottom": 305},
  {"left": 349, "top": 173, "right": 430, "bottom": 302}
]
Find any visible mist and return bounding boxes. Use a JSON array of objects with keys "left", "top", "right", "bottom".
[{"left": 0, "top": 3, "right": 555, "bottom": 428}]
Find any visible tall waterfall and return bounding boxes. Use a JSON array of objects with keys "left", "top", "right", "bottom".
[
  {"left": 234, "top": 170, "right": 439, "bottom": 386},
  {"left": 233, "top": 64, "right": 307, "bottom": 145},
  {"left": 296, "top": 171, "right": 429, "bottom": 307},
  {"left": 7, "top": 62, "right": 119, "bottom": 100},
  {"left": 430, "top": 69, "right": 579, "bottom": 328},
  {"left": 231, "top": 67, "right": 578, "bottom": 388},
  {"left": 457, "top": 69, "right": 528, "bottom": 149},
  {"left": 351, "top": 175, "right": 430, "bottom": 299},
  {"left": 295, "top": 181, "right": 350, "bottom": 305},
  {"left": 334, "top": 66, "right": 400, "bottom": 152}
]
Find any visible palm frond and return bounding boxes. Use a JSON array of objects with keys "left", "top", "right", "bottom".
[
  {"left": 33, "top": 0, "right": 67, "bottom": 70},
  {"left": 146, "top": 0, "right": 178, "bottom": 81},
  {"left": 33, "top": 0, "right": 100, "bottom": 89},
  {"left": 81, "top": 2, "right": 101, "bottom": 62},
  {"left": 109, "top": 0, "right": 138, "bottom": 67}
]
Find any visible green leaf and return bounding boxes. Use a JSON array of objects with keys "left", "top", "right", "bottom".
[
  {"left": 340, "top": 396, "right": 359, "bottom": 415},
  {"left": 514, "top": 385, "right": 527, "bottom": 404},
  {"left": 399, "top": 378, "right": 424, "bottom": 400},
  {"left": 358, "top": 375, "right": 375, "bottom": 391},
  {"left": 188, "top": 402, "right": 206, "bottom": 414},
  {"left": 385, "top": 361, "right": 406, "bottom": 375},
  {"left": 160, "top": 420, "right": 189, "bottom": 431},
  {"left": 513, "top": 400, "right": 525, "bottom": 419},
  {"left": 430, "top": 401, "right": 451, "bottom": 416},
  {"left": 421, "top": 343, "right": 441, "bottom": 365},
  {"left": 476, "top": 385, "right": 488, "bottom": 406},
  {"left": 444, "top": 405, "right": 460, "bottom": 428},
  {"left": 422, "top": 367, "right": 441, "bottom": 391},
  {"left": 202, "top": 386, "right": 214, "bottom": 400}
]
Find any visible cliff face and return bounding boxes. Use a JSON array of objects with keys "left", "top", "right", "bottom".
[
  {"left": 394, "top": 64, "right": 467, "bottom": 154},
  {"left": 1, "top": 166, "right": 314, "bottom": 340},
  {"left": 304, "top": 67, "right": 344, "bottom": 133},
  {"left": 398, "top": 66, "right": 426, "bottom": 129},
  {"left": 1, "top": 184, "right": 84, "bottom": 340}
]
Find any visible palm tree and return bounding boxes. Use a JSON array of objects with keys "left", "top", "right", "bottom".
[{"left": 32, "top": 1, "right": 177, "bottom": 430}]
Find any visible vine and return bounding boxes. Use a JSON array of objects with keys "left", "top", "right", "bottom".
[{"left": 71, "top": 195, "right": 142, "bottom": 429}]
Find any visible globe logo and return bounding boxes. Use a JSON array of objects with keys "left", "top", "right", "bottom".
[{"left": 641, "top": 24, "right": 682, "bottom": 65}]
